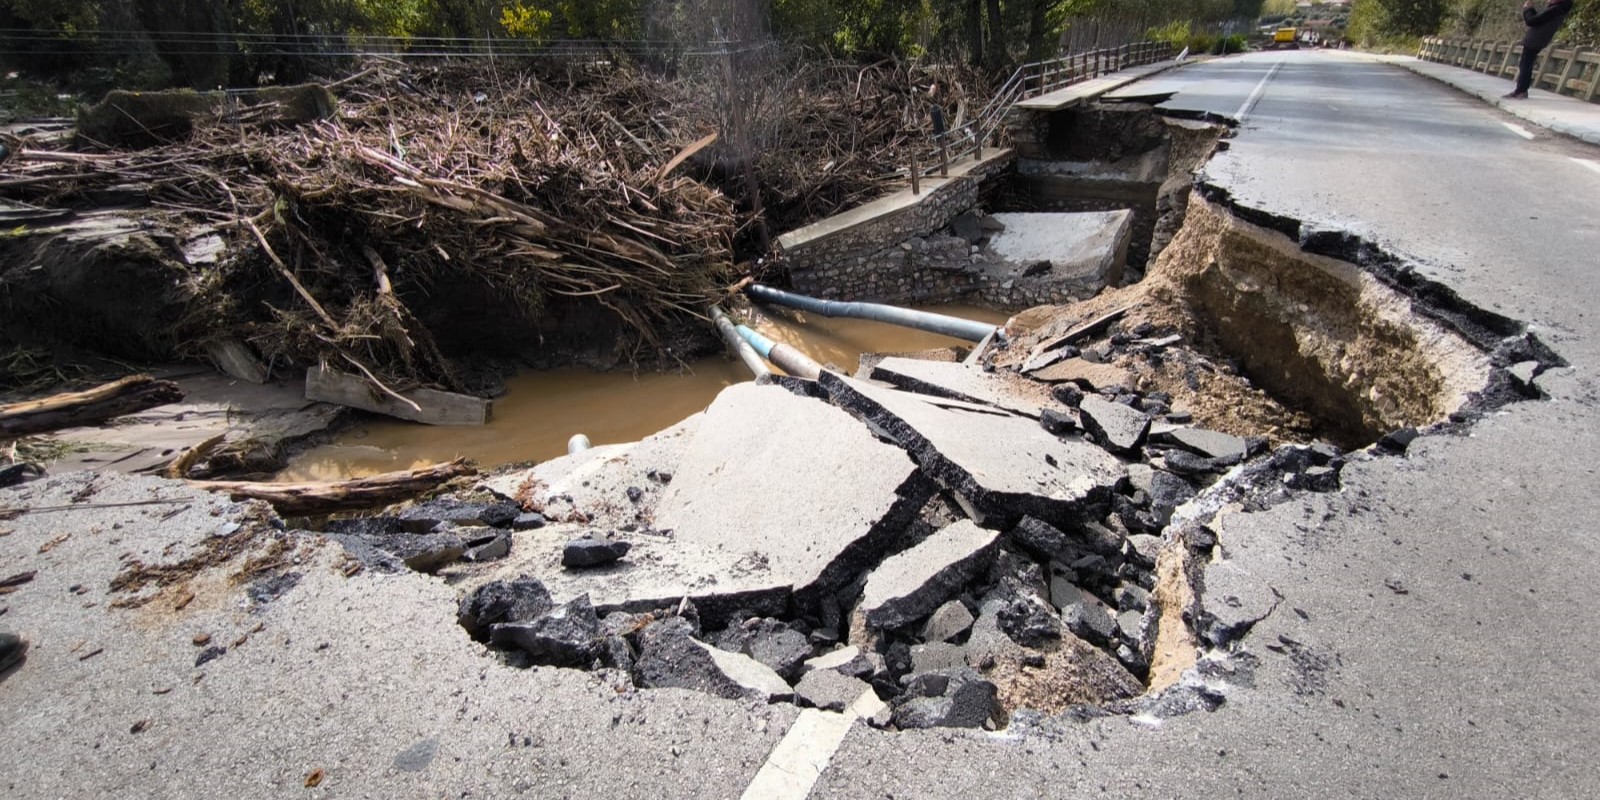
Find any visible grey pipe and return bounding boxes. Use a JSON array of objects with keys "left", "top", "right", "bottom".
[
  {"left": 567, "top": 433, "right": 591, "bottom": 455},
  {"left": 746, "top": 283, "right": 1000, "bottom": 343},
  {"left": 710, "top": 306, "right": 773, "bottom": 380},
  {"left": 734, "top": 325, "right": 823, "bottom": 381}
]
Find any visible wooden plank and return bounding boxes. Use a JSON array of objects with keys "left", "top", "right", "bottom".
[
  {"left": 1028, "top": 304, "right": 1132, "bottom": 356},
  {"left": 0, "top": 375, "right": 182, "bottom": 438},
  {"left": 304, "top": 365, "right": 489, "bottom": 426}
]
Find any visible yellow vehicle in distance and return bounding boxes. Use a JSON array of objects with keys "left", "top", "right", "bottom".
[{"left": 1271, "top": 27, "right": 1300, "bottom": 48}]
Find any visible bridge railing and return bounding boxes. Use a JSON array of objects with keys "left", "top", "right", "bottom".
[
  {"left": 907, "top": 40, "right": 1176, "bottom": 191},
  {"left": 1418, "top": 36, "right": 1600, "bottom": 103}
]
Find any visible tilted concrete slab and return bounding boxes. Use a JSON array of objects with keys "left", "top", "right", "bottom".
[
  {"left": 869, "top": 357, "right": 1053, "bottom": 418},
  {"left": 465, "top": 383, "right": 935, "bottom": 624},
  {"left": 818, "top": 372, "right": 1125, "bottom": 527},
  {"left": 983, "top": 211, "right": 1133, "bottom": 288},
  {"left": 859, "top": 519, "right": 1000, "bottom": 631}
]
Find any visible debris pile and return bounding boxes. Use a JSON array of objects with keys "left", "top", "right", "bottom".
[
  {"left": 0, "top": 56, "right": 991, "bottom": 390},
  {"left": 312, "top": 315, "right": 1357, "bottom": 729}
]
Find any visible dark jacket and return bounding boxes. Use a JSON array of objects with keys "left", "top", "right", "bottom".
[{"left": 1523, "top": 0, "right": 1574, "bottom": 50}]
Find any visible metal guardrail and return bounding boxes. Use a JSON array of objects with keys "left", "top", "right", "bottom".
[
  {"left": 908, "top": 40, "right": 1175, "bottom": 191},
  {"left": 1418, "top": 36, "right": 1600, "bottom": 103}
]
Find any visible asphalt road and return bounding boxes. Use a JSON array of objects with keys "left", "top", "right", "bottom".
[
  {"left": 816, "top": 50, "right": 1600, "bottom": 798},
  {"left": 5, "top": 51, "right": 1600, "bottom": 800}
]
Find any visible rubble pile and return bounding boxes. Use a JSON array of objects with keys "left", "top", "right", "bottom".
[{"left": 314, "top": 313, "right": 1354, "bottom": 732}]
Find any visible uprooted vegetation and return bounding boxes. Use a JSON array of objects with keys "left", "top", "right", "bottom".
[{"left": 0, "top": 55, "right": 992, "bottom": 391}]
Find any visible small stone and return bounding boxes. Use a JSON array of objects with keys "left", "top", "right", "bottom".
[
  {"left": 1117, "top": 609, "right": 1146, "bottom": 645},
  {"left": 1379, "top": 427, "right": 1420, "bottom": 453},
  {"left": 891, "top": 667, "right": 999, "bottom": 729},
  {"left": 1062, "top": 598, "right": 1117, "bottom": 646},
  {"left": 744, "top": 624, "right": 813, "bottom": 681},
  {"left": 1162, "top": 450, "right": 1215, "bottom": 476},
  {"left": 1165, "top": 410, "right": 1193, "bottom": 424},
  {"left": 803, "top": 645, "right": 875, "bottom": 680},
  {"left": 1125, "top": 534, "right": 1162, "bottom": 567},
  {"left": 561, "top": 537, "right": 631, "bottom": 568},
  {"left": 1039, "top": 408, "right": 1078, "bottom": 436},
  {"left": 462, "top": 531, "right": 511, "bottom": 562},
  {"left": 1114, "top": 583, "right": 1150, "bottom": 612},
  {"left": 794, "top": 669, "right": 872, "bottom": 712},
  {"left": 910, "top": 642, "right": 969, "bottom": 673},
  {"left": 625, "top": 486, "right": 644, "bottom": 503},
  {"left": 921, "top": 600, "right": 976, "bottom": 643},
  {"left": 191, "top": 633, "right": 211, "bottom": 646},
  {"left": 511, "top": 512, "right": 547, "bottom": 530},
  {"left": 1051, "top": 384, "right": 1084, "bottom": 407}
]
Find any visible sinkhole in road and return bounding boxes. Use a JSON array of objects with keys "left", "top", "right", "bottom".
[{"left": 319, "top": 143, "right": 1563, "bottom": 738}]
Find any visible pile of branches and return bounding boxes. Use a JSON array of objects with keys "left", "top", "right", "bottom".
[{"left": 0, "top": 52, "right": 993, "bottom": 389}]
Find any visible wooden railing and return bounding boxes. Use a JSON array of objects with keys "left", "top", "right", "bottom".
[
  {"left": 1418, "top": 36, "right": 1600, "bottom": 103},
  {"left": 909, "top": 40, "right": 1177, "bottom": 191}
]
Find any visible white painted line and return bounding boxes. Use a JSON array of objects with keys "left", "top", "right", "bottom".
[
  {"left": 1501, "top": 121, "right": 1536, "bottom": 140},
  {"left": 1233, "top": 60, "right": 1284, "bottom": 123},
  {"left": 740, "top": 690, "right": 886, "bottom": 800},
  {"left": 1573, "top": 157, "right": 1600, "bottom": 175}
]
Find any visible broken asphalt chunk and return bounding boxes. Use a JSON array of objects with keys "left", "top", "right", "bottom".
[
  {"left": 489, "top": 594, "right": 601, "bottom": 667},
  {"left": 1078, "top": 396, "right": 1150, "bottom": 455},
  {"left": 1151, "top": 427, "right": 1248, "bottom": 463},
  {"left": 891, "top": 667, "right": 999, "bottom": 729},
  {"left": 794, "top": 669, "right": 872, "bottom": 712},
  {"left": 921, "top": 600, "right": 976, "bottom": 644},
  {"left": 458, "top": 577, "right": 553, "bottom": 641},
  {"left": 398, "top": 499, "right": 520, "bottom": 532},
  {"left": 859, "top": 520, "right": 999, "bottom": 631}
]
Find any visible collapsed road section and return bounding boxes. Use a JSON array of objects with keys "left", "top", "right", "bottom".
[{"left": 1, "top": 188, "right": 1549, "bottom": 741}]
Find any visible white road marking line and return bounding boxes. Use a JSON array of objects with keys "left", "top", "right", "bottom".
[
  {"left": 1573, "top": 157, "right": 1600, "bottom": 175},
  {"left": 1234, "top": 60, "right": 1284, "bottom": 122},
  {"left": 740, "top": 691, "right": 886, "bottom": 800},
  {"left": 1501, "top": 121, "right": 1536, "bottom": 140}
]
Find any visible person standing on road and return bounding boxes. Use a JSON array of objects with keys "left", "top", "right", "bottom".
[{"left": 1505, "top": 0, "right": 1576, "bottom": 98}]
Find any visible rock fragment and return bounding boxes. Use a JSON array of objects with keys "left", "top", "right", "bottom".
[
  {"left": 803, "top": 645, "right": 876, "bottom": 680},
  {"left": 794, "top": 669, "right": 872, "bottom": 712},
  {"left": 489, "top": 594, "right": 601, "bottom": 667},
  {"left": 921, "top": 600, "right": 976, "bottom": 644},
  {"left": 891, "top": 667, "right": 999, "bottom": 729},
  {"left": 458, "top": 577, "right": 553, "bottom": 640},
  {"left": 398, "top": 500, "right": 520, "bottom": 532},
  {"left": 561, "top": 536, "right": 631, "bottom": 568},
  {"left": 1078, "top": 396, "right": 1151, "bottom": 454},
  {"left": 1152, "top": 427, "right": 1248, "bottom": 463}
]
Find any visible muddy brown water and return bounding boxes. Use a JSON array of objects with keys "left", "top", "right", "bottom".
[{"left": 279, "top": 305, "right": 1011, "bottom": 481}]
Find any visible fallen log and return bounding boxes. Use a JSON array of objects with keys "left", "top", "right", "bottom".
[
  {"left": 191, "top": 458, "right": 475, "bottom": 516},
  {"left": 0, "top": 375, "right": 183, "bottom": 438}
]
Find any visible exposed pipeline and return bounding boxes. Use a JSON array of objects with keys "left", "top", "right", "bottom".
[
  {"left": 567, "top": 433, "right": 592, "bottom": 455},
  {"left": 710, "top": 306, "right": 773, "bottom": 380},
  {"left": 745, "top": 283, "right": 1001, "bottom": 343},
  {"left": 734, "top": 324, "right": 824, "bottom": 380}
]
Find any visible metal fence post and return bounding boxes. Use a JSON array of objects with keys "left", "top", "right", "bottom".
[
  {"left": 1585, "top": 52, "right": 1600, "bottom": 101},
  {"left": 909, "top": 149, "right": 920, "bottom": 195}
]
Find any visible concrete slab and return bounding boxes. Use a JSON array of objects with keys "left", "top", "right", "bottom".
[
  {"left": 869, "top": 357, "right": 1053, "bottom": 418},
  {"left": 818, "top": 372, "right": 1125, "bottom": 526},
  {"left": 983, "top": 211, "right": 1134, "bottom": 288}
]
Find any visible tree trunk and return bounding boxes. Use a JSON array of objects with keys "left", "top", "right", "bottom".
[
  {"left": 0, "top": 375, "right": 183, "bottom": 438},
  {"left": 985, "top": 0, "right": 1005, "bottom": 71},
  {"left": 968, "top": 0, "right": 986, "bottom": 66},
  {"left": 193, "top": 459, "right": 477, "bottom": 516}
]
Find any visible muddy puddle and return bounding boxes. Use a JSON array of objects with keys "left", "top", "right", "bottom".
[{"left": 280, "top": 304, "right": 1011, "bottom": 481}]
